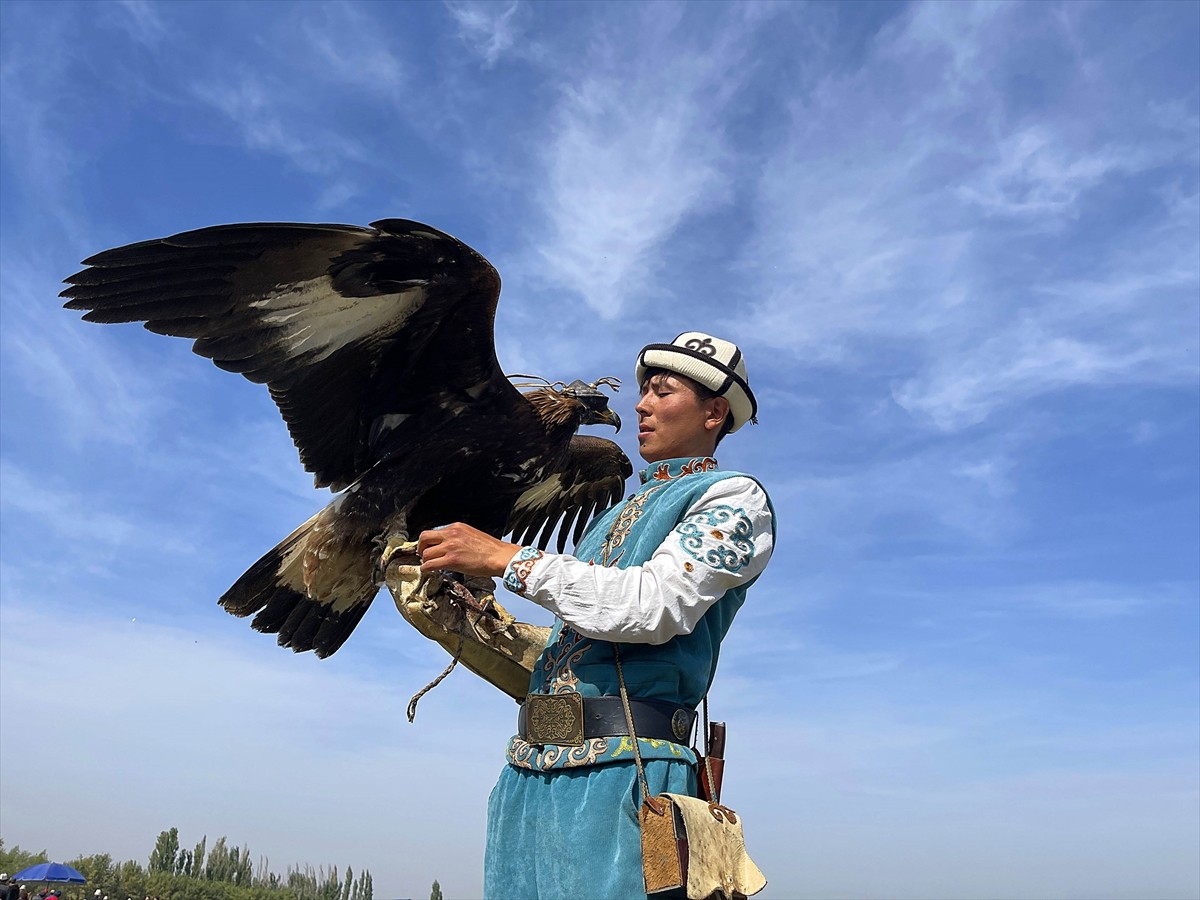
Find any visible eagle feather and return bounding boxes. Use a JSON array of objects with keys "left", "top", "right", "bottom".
[{"left": 64, "top": 219, "right": 632, "bottom": 658}]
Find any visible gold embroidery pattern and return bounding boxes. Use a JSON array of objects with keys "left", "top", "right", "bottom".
[
  {"left": 611, "top": 736, "right": 687, "bottom": 758},
  {"left": 602, "top": 484, "right": 665, "bottom": 565}
]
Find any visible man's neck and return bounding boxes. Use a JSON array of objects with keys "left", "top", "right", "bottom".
[{"left": 642, "top": 443, "right": 718, "bottom": 465}]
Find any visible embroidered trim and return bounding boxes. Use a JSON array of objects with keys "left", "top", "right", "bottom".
[
  {"left": 648, "top": 456, "right": 718, "bottom": 482},
  {"left": 679, "top": 457, "right": 719, "bottom": 476},
  {"left": 539, "top": 626, "right": 590, "bottom": 694},
  {"left": 601, "top": 485, "right": 665, "bottom": 565},
  {"left": 503, "top": 546, "right": 545, "bottom": 594},
  {"left": 677, "top": 505, "right": 754, "bottom": 572},
  {"left": 506, "top": 734, "right": 691, "bottom": 771},
  {"left": 508, "top": 735, "right": 612, "bottom": 770}
]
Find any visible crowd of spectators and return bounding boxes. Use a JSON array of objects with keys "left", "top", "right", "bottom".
[{"left": 0, "top": 875, "right": 142, "bottom": 900}]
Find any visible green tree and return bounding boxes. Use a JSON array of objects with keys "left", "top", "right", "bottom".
[
  {"left": 235, "top": 846, "right": 252, "bottom": 886},
  {"left": 149, "top": 827, "right": 180, "bottom": 873},
  {"left": 0, "top": 840, "right": 49, "bottom": 878},
  {"left": 352, "top": 870, "right": 371, "bottom": 900},
  {"left": 11, "top": 830, "right": 367, "bottom": 900},
  {"left": 429, "top": 880, "right": 443, "bottom": 900},
  {"left": 318, "top": 866, "right": 338, "bottom": 900},
  {"left": 192, "top": 836, "right": 207, "bottom": 879},
  {"left": 69, "top": 853, "right": 115, "bottom": 893},
  {"left": 205, "top": 837, "right": 231, "bottom": 883},
  {"left": 110, "top": 858, "right": 146, "bottom": 900}
]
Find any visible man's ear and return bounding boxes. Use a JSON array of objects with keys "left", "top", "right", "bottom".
[{"left": 705, "top": 396, "right": 731, "bottom": 432}]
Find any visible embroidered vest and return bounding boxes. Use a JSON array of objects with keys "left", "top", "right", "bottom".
[{"left": 506, "top": 456, "right": 775, "bottom": 772}]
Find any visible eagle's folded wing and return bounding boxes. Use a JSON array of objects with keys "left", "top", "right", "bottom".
[
  {"left": 506, "top": 435, "right": 634, "bottom": 553},
  {"left": 61, "top": 219, "right": 510, "bottom": 491}
]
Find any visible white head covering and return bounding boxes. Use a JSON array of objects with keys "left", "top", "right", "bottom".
[{"left": 636, "top": 331, "right": 758, "bottom": 432}]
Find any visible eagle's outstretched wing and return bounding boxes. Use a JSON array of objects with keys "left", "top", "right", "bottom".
[
  {"left": 506, "top": 435, "right": 634, "bottom": 553},
  {"left": 61, "top": 219, "right": 514, "bottom": 491},
  {"left": 63, "top": 217, "right": 636, "bottom": 660}
]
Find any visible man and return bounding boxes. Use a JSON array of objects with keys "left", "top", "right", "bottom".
[{"left": 417, "top": 332, "right": 775, "bottom": 899}]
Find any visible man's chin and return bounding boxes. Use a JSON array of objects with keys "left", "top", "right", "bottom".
[{"left": 638, "top": 443, "right": 662, "bottom": 463}]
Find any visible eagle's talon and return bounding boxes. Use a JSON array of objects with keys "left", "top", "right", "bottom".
[{"left": 374, "top": 535, "right": 419, "bottom": 583}]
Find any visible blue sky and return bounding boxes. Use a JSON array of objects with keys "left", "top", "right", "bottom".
[{"left": 1, "top": 2, "right": 1197, "bottom": 898}]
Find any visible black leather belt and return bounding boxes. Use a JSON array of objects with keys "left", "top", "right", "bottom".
[{"left": 519, "top": 693, "right": 696, "bottom": 747}]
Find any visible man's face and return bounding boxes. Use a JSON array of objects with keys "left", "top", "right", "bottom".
[{"left": 635, "top": 372, "right": 723, "bottom": 462}]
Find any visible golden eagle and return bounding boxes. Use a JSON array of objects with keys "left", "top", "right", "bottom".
[{"left": 62, "top": 219, "right": 632, "bottom": 658}]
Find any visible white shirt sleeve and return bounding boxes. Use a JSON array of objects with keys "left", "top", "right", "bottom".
[{"left": 501, "top": 476, "right": 774, "bottom": 644}]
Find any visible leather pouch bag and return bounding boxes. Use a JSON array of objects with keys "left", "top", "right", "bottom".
[{"left": 640, "top": 792, "right": 766, "bottom": 898}]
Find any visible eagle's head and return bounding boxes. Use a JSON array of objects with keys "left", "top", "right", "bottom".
[
  {"left": 561, "top": 378, "right": 622, "bottom": 431},
  {"left": 517, "top": 376, "right": 622, "bottom": 433}
]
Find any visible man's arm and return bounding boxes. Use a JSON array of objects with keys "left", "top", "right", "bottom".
[
  {"left": 408, "top": 476, "right": 773, "bottom": 647},
  {"left": 500, "top": 476, "right": 773, "bottom": 643}
]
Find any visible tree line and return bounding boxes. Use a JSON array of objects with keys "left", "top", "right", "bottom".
[{"left": 0, "top": 832, "right": 372, "bottom": 900}]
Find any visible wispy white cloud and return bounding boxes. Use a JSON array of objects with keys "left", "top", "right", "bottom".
[
  {"left": 1004, "top": 580, "right": 1189, "bottom": 620},
  {"left": 114, "top": 0, "right": 170, "bottom": 47},
  {"left": 193, "top": 74, "right": 372, "bottom": 177},
  {"left": 179, "top": 4, "right": 412, "bottom": 208},
  {"left": 527, "top": 7, "right": 761, "bottom": 318},
  {"left": 0, "top": 460, "right": 141, "bottom": 548},
  {"left": 0, "top": 259, "right": 166, "bottom": 449},
  {"left": 894, "top": 209, "right": 1199, "bottom": 428},
  {"left": 741, "top": 0, "right": 1199, "bottom": 430},
  {"left": 883, "top": 0, "right": 1009, "bottom": 99},
  {"left": 446, "top": 0, "right": 525, "bottom": 67},
  {"left": 893, "top": 319, "right": 1178, "bottom": 430},
  {"left": 0, "top": 7, "right": 95, "bottom": 245},
  {"left": 958, "top": 128, "right": 1132, "bottom": 219},
  {"left": 771, "top": 438, "right": 1023, "bottom": 549},
  {"left": 295, "top": 3, "right": 407, "bottom": 93}
]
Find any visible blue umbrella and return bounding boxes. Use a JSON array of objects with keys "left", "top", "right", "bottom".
[{"left": 12, "top": 864, "right": 86, "bottom": 884}]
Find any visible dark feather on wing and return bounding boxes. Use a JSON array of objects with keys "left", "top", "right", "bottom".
[
  {"left": 507, "top": 435, "right": 634, "bottom": 553},
  {"left": 63, "top": 219, "right": 505, "bottom": 491}
]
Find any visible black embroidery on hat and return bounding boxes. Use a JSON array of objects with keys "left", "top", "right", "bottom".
[{"left": 685, "top": 336, "right": 716, "bottom": 356}]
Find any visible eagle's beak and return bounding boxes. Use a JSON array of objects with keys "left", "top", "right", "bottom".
[{"left": 590, "top": 408, "right": 621, "bottom": 432}]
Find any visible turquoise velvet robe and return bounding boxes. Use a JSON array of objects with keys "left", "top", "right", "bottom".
[{"left": 484, "top": 457, "right": 774, "bottom": 899}]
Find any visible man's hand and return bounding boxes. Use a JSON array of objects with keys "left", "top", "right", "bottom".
[{"left": 417, "top": 522, "right": 522, "bottom": 578}]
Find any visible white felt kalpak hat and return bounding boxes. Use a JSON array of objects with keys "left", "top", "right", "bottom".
[{"left": 636, "top": 331, "right": 758, "bottom": 433}]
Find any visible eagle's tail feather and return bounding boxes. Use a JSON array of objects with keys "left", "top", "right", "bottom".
[{"left": 219, "top": 511, "right": 376, "bottom": 658}]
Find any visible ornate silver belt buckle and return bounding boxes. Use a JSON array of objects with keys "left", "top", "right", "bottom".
[
  {"left": 525, "top": 692, "right": 584, "bottom": 746},
  {"left": 671, "top": 708, "right": 692, "bottom": 742}
]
